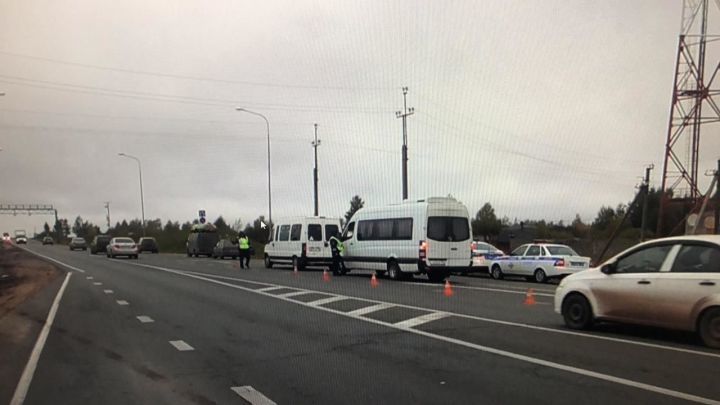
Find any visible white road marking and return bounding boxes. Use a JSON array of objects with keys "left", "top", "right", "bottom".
[
  {"left": 306, "top": 296, "right": 347, "bottom": 306},
  {"left": 136, "top": 315, "right": 154, "bottom": 323},
  {"left": 35, "top": 256, "right": 720, "bottom": 403},
  {"left": 276, "top": 290, "right": 313, "bottom": 298},
  {"left": 347, "top": 303, "right": 394, "bottom": 316},
  {"left": 123, "top": 263, "right": 720, "bottom": 360},
  {"left": 231, "top": 386, "right": 277, "bottom": 405},
  {"left": 93, "top": 282, "right": 102, "bottom": 286},
  {"left": 19, "top": 247, "right": 86, "bottom": 273},
  {"left": 116, "top": 300, "right": 129, "bottom": 306},
  {"left": 103, "top": 289, "right": 114, "bottom": 294},
  {"left": 394, "top": 312, "right": 451, "bottom": 328},
  {"left": 86, "top": 276, "right": 93, "bottom": 280},
  {"left": 255, "top": 286, "right": 289, "bottom": 292},
  {"left": 406, "top": 282, "right": 555, "bottom": 297},
  {"left": 169, "top": 340, "right": 194, "bottom": 351},
  {"left": 10, "top": 273, "right": 72, "bottom": 405}
]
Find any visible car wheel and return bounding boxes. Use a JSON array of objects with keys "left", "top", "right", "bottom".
[
  {"left": 562, "top": 294, "right": 594, "bottom": 330},
  {"left": 491, "top": 265, "right": 503, "bottom": 280},
  {"left": 387, "top": 261, "right": 402, "bottom": 281},
  {"left": 534, "top": 269, "right": 548, "bottom": 283},
  {"left": 698, "top": 307, "right": 720, "bottom": 349}
]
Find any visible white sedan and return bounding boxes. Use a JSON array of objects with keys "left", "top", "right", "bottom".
[
  {"left": 555, "top": 235, "right": 720, "bottom": 348},
  {"left": 489, "top": 243, "right": 591, "bottom": 283}
]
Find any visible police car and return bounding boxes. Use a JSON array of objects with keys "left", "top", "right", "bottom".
[
  {"left": 470, "top": 241, "right": 504, "bottom": 270},
  {"left": 488, "top": 243, "right": 591, "bottom": 283}
]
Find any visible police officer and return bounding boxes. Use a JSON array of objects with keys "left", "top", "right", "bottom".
[
  {"left": 238, "top": 231, "right": 251, "bottom": 269},
  {"left": 328, "top": 232, "right": 346, "bottom": 276}
]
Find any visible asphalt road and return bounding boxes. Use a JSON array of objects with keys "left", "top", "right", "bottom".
[{"left": 9, "top": 241, "right": 720, "bottom": 405}]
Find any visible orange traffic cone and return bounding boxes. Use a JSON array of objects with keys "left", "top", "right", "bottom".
[
  {"left": 524, "top": 288, "right": 536, "bottom": 306},
  {"left": 323, "top": 268, "right": 331, "bottom": 282},
  {"left": 443, "top": 280, "right": 454, "bottom": 297},
  {"left": 370, "top": 273, "right": 379, "bottom": 288}
]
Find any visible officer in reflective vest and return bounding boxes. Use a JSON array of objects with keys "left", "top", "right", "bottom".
[
  {"left": 329, "top": 232, "right": 346, "bottom": 275},
  {"left": 238, "top": 232, "right": 251, "bottom": 269}
]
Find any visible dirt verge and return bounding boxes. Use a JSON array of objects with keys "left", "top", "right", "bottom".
[{"left": 0, "top": 243, "right": 63, "bottom": 319}]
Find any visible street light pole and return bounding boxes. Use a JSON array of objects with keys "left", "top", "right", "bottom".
[
  {"left": 312, "top": 123, "right": 320, "bottom": 216},
  {"left": 235, "top": 108, "right": 272, "bottom": 231},
  {"left": 118, "top": 153, "right": 145, "bottom": 236}
]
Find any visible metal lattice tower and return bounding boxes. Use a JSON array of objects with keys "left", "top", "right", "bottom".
[{"left": 659, "top": 0, "right": 720, "bottom": 233}]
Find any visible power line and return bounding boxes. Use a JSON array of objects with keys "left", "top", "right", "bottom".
[
  {"left": 0, "top": 50, "right": 396, "bottom": 91},
  {"left": 0, "top": 75, "right": 395, "bottom": 114}
]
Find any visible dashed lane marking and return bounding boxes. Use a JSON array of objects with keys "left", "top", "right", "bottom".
[
  {"left": 231, "top": 386, "right": 277, "bottom": 405},
  {"left": 306, "top": 296, "right": 347, "bottom": 306},
  {"left": 347, "top": 303, "right": 394, "bottom": 316},
  {"left": 394, "top": 312, "right": 451, "bottom": 328},
  {"left": 169, "top": 340, "right": 194, "bottom": 351},
  {"left": 136, "top": 315, "right": 154, "bottom": 323},
  {"left": 103, "top": 289, "right": 114, "bottom": 294},
  {"left": 116, "top": 300, "right": 129, "bottom": 306},
  {"left": 92, "top": 282, "right": 102, "bottom": 286}
]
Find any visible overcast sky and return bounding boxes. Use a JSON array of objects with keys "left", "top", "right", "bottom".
[{"left": 1, "top": 0, "right": 718, "bottom": 234}]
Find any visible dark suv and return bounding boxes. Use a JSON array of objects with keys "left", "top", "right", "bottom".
[
  {"left": 90, "top": 235, "right": 112, "bottom": 254},
  {"left": 138, "top": 237, "right": 159, "bottom": 253}
]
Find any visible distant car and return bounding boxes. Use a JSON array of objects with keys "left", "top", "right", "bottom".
[
  {"left": 555, "top": 235, "right": 720, "bottom": 348},
  {"left": 69, "top": 237, "right": 87, "bottom": 251},
  {"left": 15, "top": 235, "right": 28, "bottom": 244},
  {"left": 106, "top": 237, "right": 138, "bottom": 259},
  {"left": 90, "top": 235, "right": 112, "bottom": 254},
  {"left": 186, "top": 224, "right": 219, "bottom": 258},
  {"left": 213, "top": 239, "right": 240, "bottom": 259},
  {"left": 42, "top": 236, "right": 54, "bottom": 245},
  {"left": 470, "top": 241, "right": 504, "bottom": 271},
  {"left": 2, "top": 233, "right": 10, "bottom": 242},
  {"left": 137, "top": 237, "right": 159, "bottom": 253},
  {"left": 489, "top": 243, "right": 591, "bottom": 283}
]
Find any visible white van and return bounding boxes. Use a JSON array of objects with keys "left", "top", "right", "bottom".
[
  {"left": 341, "top": 197, "right": 472, "bottom": 282},
  {"left": 264, "top": 216, "right": 342, "bottom": 270}
]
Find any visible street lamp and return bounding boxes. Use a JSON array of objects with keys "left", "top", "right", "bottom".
[
  {"left": 235, "top": 108, "right": 272, "bottom": 231},
  {"left": 118, "top": 153, "right": 146, "bottom": 236}
]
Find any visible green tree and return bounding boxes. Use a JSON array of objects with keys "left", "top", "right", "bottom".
[
  {"left": 243, "top": 216, "right": 269, "bottom": 243},
  {"left": 592, "top": 206, "right": 617, "bottom": 231},
  {"left": 345, "top": 195, "right": 365, "bottom": 222},
  {"left": 570, "top": 214, "right": 589, "bottom": 238},
  {"left": 472, "top": 202, "right": 502, "bottom": 240}
]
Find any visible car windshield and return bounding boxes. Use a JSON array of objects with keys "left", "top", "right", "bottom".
[
  {"left": 546, "top": 245, "right": 578, "bottom": 256},
  {"left": 115, "top": 238, "right": 134, "bottom": 243}
]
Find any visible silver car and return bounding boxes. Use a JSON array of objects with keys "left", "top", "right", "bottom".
[
  {"left": 106, "top": 237, "right": 139, "bottom": 259},
  {"left": 555, "top": 235, "right": 720, "bottom": 348}
]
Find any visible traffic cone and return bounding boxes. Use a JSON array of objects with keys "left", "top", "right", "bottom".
[
  {"left": 524, "top": 288, "right": 536, "bottom": 306},
  {"left": 443, "top": 280, "right": 454, "bottom": 297},
  {"left": 370, "top": 273, "right": 379, "bottom": 288},
  {"left": 323, "top": 268, "right": 331, "bottom": 282}
]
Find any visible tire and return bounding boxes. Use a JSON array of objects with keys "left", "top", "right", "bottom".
[
  {"left": 387, "top": 261, "right": 402, "bottom": 281},
  {"left": 534, "top": 269, "right": 548, "bottom": 283},
  {"left": 264, "top": 255, "right": 273, "bottom": 269},
  {"left": 491, "top": 265, "right": 504, "bottom": 280},
  {"left": 562, "top": 294, "right": 594, "bottom": 330},
  {"left": 698, "top": 307, "right": 720, "bottom": 349},
  {"left": 427, "top": 271, "right": 447, "bottom": 283},
  {"left": 134, "top": 255, "right": 139, "bottom": 260}
]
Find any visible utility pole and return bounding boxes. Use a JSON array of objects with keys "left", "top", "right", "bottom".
[
  {"left": 312, "top": 123, "right": 321, "bottom": 216},
  {"left": 395, "top": 87, "right": 414, "bottom": 200},
  {"left": 640, "top": 164, "right": 654, "bottom": 241},
  {"left": 104, "top": 202, "right": 111, "bottom": 230}
]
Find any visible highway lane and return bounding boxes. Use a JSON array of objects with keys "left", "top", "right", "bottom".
[{"left": 14, "top": 243, "right": 720, "bottom": 404}]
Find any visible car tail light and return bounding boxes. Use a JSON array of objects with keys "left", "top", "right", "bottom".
[
  {"left": 419, "top": 240, "right": 428, "bottom": 260},
  {"left": 114, "top": 244, "right": 120, "bottom": 249},
  {"left": 554, "top": 259, "right": 565, "bottom": 267}
]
